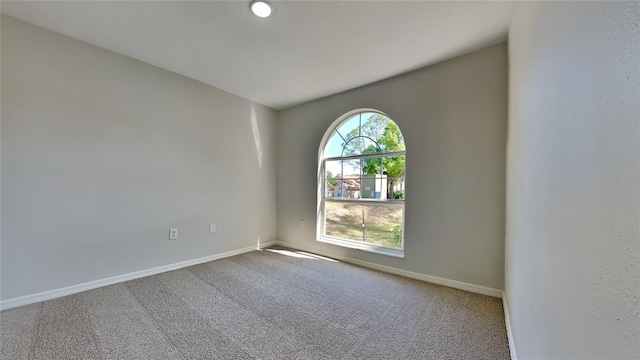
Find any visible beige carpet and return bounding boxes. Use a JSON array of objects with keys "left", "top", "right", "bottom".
[{"left": 1, "top": 247, "right": 510, "bottom": 359}]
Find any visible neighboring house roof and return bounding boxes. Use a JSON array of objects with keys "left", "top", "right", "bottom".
[{"left": 329, "top": 175, "right": 361, "bottom": 191}]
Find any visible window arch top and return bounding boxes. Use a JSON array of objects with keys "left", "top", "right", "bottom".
[
  {"left": 317, "top": 109, "right": 406, "bottom": 257},
  {"left": 323, "top": 111, "right": 405, "bottom": 159}
]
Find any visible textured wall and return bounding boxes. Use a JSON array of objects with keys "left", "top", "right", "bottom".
[
  {"left": 277, "top": 44, "right": 508, "bottom": 290},
  {"left": 1, "top": 15, "right": 278, "bottom": 300},
  {"left": 506, "top": 2, "right": 640, "bottom": 358}
]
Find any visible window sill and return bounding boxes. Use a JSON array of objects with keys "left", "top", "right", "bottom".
[{"left": 317, "top": 236, "right": 405, "bottom": 258}]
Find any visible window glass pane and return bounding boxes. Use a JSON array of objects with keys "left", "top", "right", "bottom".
[
  {"left": 387, "top": 177, "right": 406, "bottom": 200},
  {"left": 325, "top": 202, "right": 363, "bottom": 242},
  {"left": 325, "top": 156, "right": 407, "bottom": 200},
  {"left": 383, "top": 154, "right": 405, "bottom": 199},
  {"left": 325, "top": 202, "right": 404, "bottom": 249},
  {"left": 324, "top": 160, "right": 341, "bottom": 198},
  {"left": 343, "top": 136, "right": 380, "bottom": 157},
  {"left": 342, "top": 159, "right": 361, "bottom": 177},
  {"left": 383, "top": 154, "right": 405, "bottom": 176},
  {"left": 325, "top": 159, "right": 363, "bottom": 198},
  {"left": 336, "top": 115, "right": 360, "bottom": 144},
  {"left": 380, "top": 121, "right": 405, "bottom": 152},
  {"left": 363, "top": 204, "right": 404, "bottom": 248},
  {"left": 338, "top": 179, "right": 361, "bottom": 198},
  {"left": 327, "top": 114, "right": 405, "bottom": 158},
  {"left": 375, "top": 119, "right": 405, "bottom": 152},
  {"left": 361, "top": 175, "right": 385, "bottom": 199},
  {"left": 340, "top": 159, "right": 361, "bottom": 198},
  {"left": 358, "top": 155, "right": 406, "bottom": 199},
  {"left": 362, "top": 156, "right": 383, "bottom": 176},
  {"left": 359, "top": 112, "right": 390, "bottom": 142},
  {"left": 324, "top": 130, "right": 344, "bottom": 158},
  {"left": 324, "top": 160, "right": 342, "bottom": 178}
]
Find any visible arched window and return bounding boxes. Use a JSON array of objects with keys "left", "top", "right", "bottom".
[{"left": 317, "top": 109, "right": 406, "bottom": 257}]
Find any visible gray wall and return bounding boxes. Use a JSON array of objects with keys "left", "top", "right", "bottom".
[
  {"left": 506, "top": 2, "right": 640, "bottom": 358},
  {"left": 1, "top": 15, "right": 278, "bottom": 300},
  {"left": 277, "top": 44, "right": 508, "bottom": 290}
]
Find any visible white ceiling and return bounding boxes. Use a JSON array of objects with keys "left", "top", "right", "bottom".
[{"left": 1, "top": 1, "right": 512, "bottom": 110}]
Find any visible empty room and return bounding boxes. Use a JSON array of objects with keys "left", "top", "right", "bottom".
[{"left": 1, "top": 1, "right": 638, "bottom": 359}]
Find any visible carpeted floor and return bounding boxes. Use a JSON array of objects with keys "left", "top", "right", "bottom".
[{"left": 1, "top": 247, "right": 510, "bottom": 359}]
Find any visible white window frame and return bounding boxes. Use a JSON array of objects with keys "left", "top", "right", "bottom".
[{"left": 317, "top": 109, "right": 406, "bottom": 258}]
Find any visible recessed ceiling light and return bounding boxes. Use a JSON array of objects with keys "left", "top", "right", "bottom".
[{"left": 250, "top": 0, "right": 272, "bottom": 18}]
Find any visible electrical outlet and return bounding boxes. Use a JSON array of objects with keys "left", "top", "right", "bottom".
[
  {"left": 300, "top": 220, "right": 305, "bottom": 229},
  {"left": 169, "top": 228, "right": 178, "bottom": 240},
  {"left": 209, "top": 223, "right": 217, "bottom": 234}
]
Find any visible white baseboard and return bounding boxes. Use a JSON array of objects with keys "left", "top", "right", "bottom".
[
  {"left": 502, "top": 293, "right": 518, "bottom": 360},
  {"left": 273, "top": 241, "right": 503, "bottom": 298},
  {"left": 258, "top": 240, "right": 277, "bottom": 248},
  {"left": 1, "top": 243, "right": 271, "bottom": 310}
]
